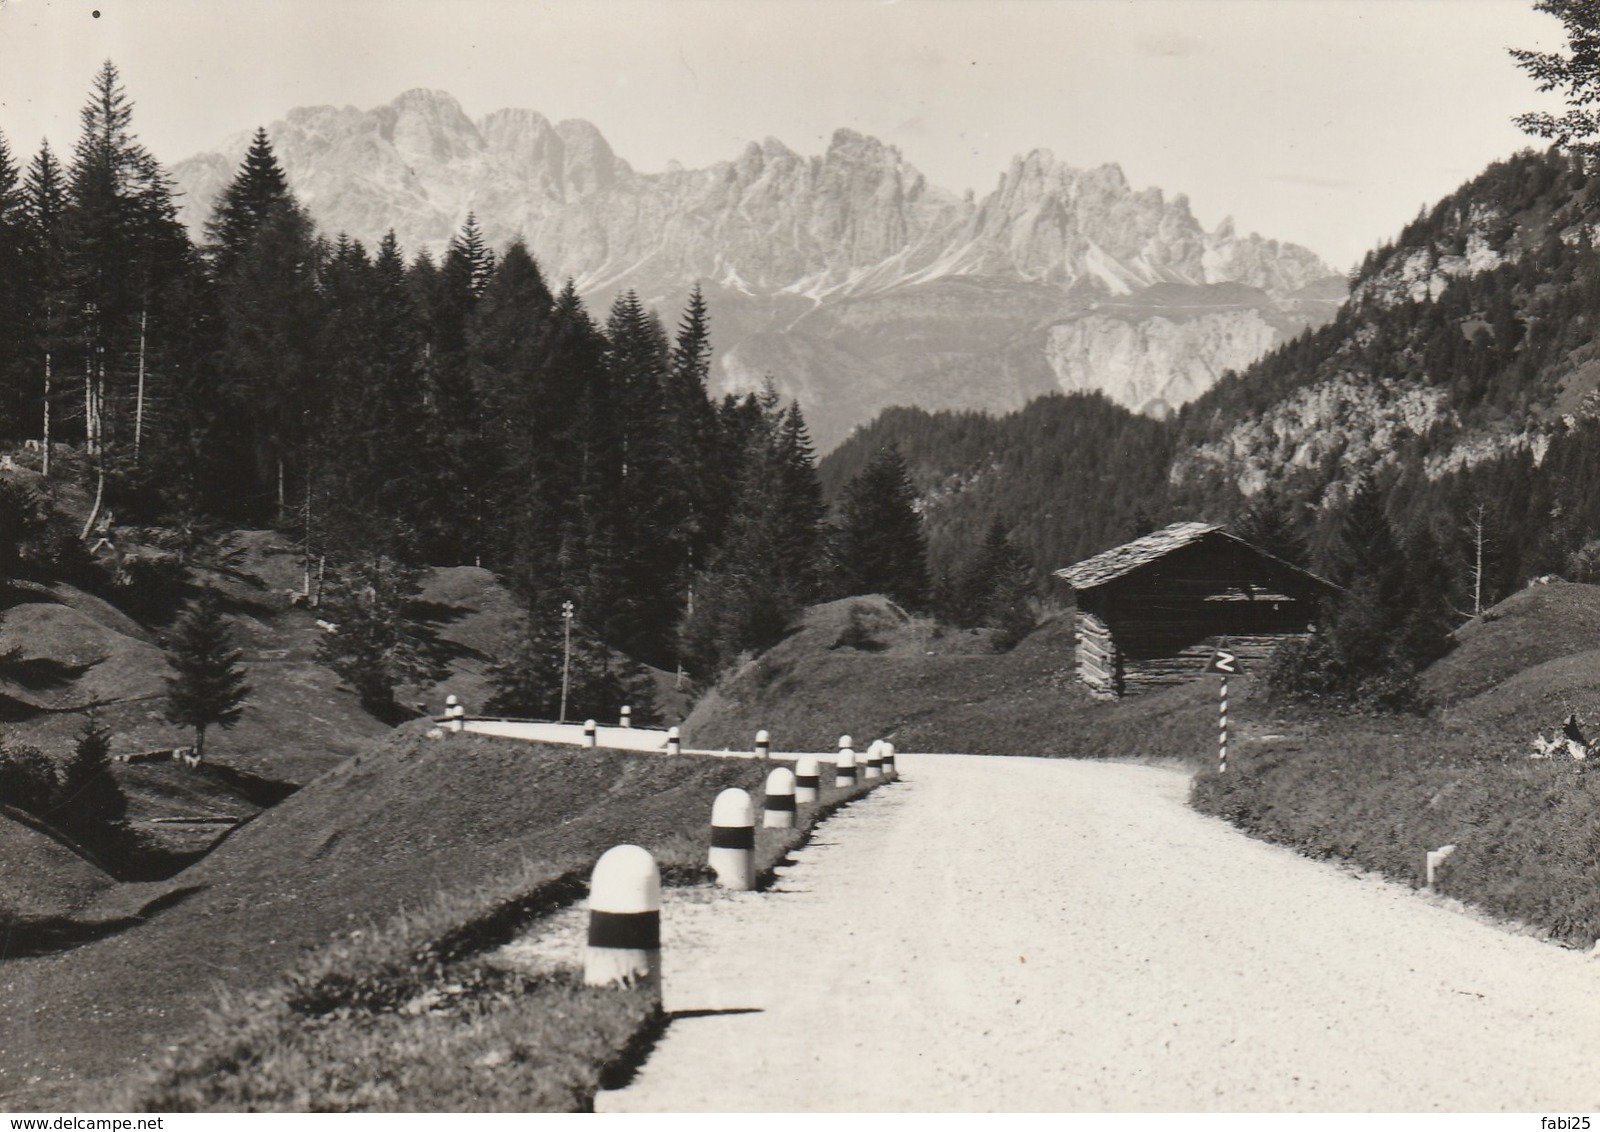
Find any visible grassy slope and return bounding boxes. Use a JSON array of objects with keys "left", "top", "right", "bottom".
[
  {"left": 0, "top": 815, "right": 114, "bottom": 922},
  {"left": 0, "top": 724, "right": 833, "bottom": 1107},
  {"left": 1191, "top": 581, "right": 1600, "bottom": 948},
  {"left": 685, "top": 594, "right": 1230, "bottom": 762}
]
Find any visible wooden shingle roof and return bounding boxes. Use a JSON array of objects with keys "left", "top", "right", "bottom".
[
  {"left": 1054, "top": 521, "right": 1339, "bottom": 594},
  {"left": 1054, "top": 522, "right": 1220, "bottom": 590}
]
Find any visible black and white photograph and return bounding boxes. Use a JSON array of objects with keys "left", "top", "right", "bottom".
[{"left": 0, "top": 0, "right": 1598, "bottom": 1116}]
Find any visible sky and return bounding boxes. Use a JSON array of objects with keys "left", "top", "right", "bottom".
[{"left": 0, "top": 0, "right": 1572, "bottom": 271}]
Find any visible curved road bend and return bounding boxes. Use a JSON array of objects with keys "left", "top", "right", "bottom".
[{"left": 596, "top": 754, "right": 1600, "bottom": 1112}]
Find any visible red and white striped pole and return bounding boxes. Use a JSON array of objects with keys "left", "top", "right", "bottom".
[
  {"left": 1207, "top": 646, "right": 1239, "bottom": 775},
  {"left": 1218, "top": 673, "right": 1228, "bottom": 774}
]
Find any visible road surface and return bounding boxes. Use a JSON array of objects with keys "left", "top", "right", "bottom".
[{"left": 581, "top": 754, "right": 1600, "bottom": 1112}]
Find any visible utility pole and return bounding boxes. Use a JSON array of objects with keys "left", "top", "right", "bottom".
[{"left": 560, "top": 600, "right": 575, "bottom": 722}]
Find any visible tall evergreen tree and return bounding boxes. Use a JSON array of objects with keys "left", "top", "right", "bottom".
[
  {"left": 20, "top": 142, "right": 70, "bottom": 472},
  {"left": 163, "top": 588, "right": 250, "bottom": 759},
  {"left": 466, "top": 239, "right": 555, "bottom": 574},
  {"left": 204, "top": 127, "right": 290, "bottom": 279},
  {"left": 315, "top": 555, "right": 445, "bottom": 718},
  {"left": 605, "top": 290, "right": 688, "bottom": 664},
  {"left": 831, "top": 443, "right": 932, "bottom": 610},
  {"left": 215, "top": 197, "right": 323, "bottom": 520},
  {"left": 0, "top": 130, "right": 26, "bottom": 438},
  {"left": 679, "top": 392, "right": 826, "bottom": 677},
  {"left": 61, "top": 62, "right": 189, "bottom": 528}
]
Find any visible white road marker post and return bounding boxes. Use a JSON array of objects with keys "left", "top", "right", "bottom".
[
  {"left": 881, "top": 740, "right": 897, "bottom": 780},
  {"left": 763, "top": 766, "right": 797, "bottom": 829},
  {"left": 620, "top": 705, "right": 632, "bottom": 729},
  {"left": 584, "top": 719, "right": 598, "bottom": 749},
  {"left": 754, "top": 729, "right": 771, "bottom": 760},
  {"left": 835, "top": 735, "right": 857, "bottom": 787},
  {"left": 445, "top": 694, "right": 464, "bottom": 734},
  {"left": 584, "top": 844, "right": 661, "bottom": 997},
  {"left": 863, "top": 739, "right": 881, "bottom": 780},
  {"left": 666, "top": 726, "right": 682, "bottom": 756},
  {"left": 794, "top": 755, "right": 820, "bottom": 804},
  {"left": 1426, "top": 844, "right": 1458, "bottom": 890},
  {"left": 709, "top": 787, "right": 756, "bottom": 890},
  {"left": 1205, "top": 646, "right": 1242, "bottom": 774}
]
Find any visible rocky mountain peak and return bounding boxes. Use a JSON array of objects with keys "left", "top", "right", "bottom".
[{"left": 168, "top": 90, "right": 1345, "bottom": 448}]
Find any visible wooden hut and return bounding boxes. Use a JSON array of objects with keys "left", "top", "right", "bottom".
[{"left": 1054, "top": 522, "right": 1339, "bottom": 699}]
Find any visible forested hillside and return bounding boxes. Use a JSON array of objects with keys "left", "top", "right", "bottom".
[{"left": 0, "top": 62, "right": 845, "bottom": 705}]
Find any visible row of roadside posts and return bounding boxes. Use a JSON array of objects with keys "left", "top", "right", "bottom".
[{"left": 583, "top": 732, "right": 897, "bottom": 996}]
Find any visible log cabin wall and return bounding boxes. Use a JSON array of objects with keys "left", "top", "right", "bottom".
[
  {"left": 1074, "top": 608, "right": 1121, "bottom": 699},
  {"left": 1077, "top": 535, "right": 1331, "bottom": 696}
]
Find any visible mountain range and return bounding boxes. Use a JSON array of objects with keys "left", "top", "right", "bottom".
[{"left": 170, "top": 88, "right": 1346, "bottom": 449}]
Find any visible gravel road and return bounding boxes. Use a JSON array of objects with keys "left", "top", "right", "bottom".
[{"left": 582, "top": 754, "right": 1600, "bottom": 1112}]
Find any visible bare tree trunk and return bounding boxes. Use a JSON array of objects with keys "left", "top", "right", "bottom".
[
  {"left": 134, "top": 306, "right": 147, "bottom": 461},
  {"left": 41, "top": 349, "right": 51, "bottom": 477},
  {"left": 303, "top": 469, "right": 313, "bottom": 599},
  {"left": 1469, "top": 504, "right": 1488, "bottom": 617},
  {"left": 80, "top": 346, "right": 107, "bottom": 541},
  {"left": 277, "top": 455, "right": 286, "bottom": 520}
]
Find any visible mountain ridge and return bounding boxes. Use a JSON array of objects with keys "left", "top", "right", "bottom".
[{"left": 170, "top": 87, "right": 1345, "bottom": 448}]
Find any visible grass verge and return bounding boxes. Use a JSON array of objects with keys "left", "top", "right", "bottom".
[
  {"left": 111, "top": 763, "right": 887, "bottom": 1111},
  {"left": 1190, "top": 722, "right": 1600, "bottom": 948}
]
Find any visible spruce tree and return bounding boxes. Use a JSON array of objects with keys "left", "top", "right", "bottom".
[
  {"left": 53, "top": 715, "right": 127, "bottom": 855},
  {"left": 832, "top": 443, "right": 931, "bottom": 610},
  {"left": 679, "top": 393, "right": 826, "bottom": 677},
  {"left": 21, "top": 142, "right": 70, "bottom": 472},
  {"left": 62, "top": 61, "right": 187, "bottom": 529},
  {"left": 215, "top": 197, "right": 323, "bottom": 521},
  {"left": 204, "top": 127, "right": 290, "bottom": 279},
  {"left": 163, "top": 588, "right": 250, "bottom": 758},
  {"left": 315, "top": 555, "right": 445, "bottom": 718},
  {"left": 0, "top": 130, "right": 25, "bottom": 439}
]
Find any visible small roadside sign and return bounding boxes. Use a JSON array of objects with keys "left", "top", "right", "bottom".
[{"left": 1205, "top": 647, "right": 1243, "bottom": 675}]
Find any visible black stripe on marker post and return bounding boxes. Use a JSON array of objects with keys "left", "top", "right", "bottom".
[
  {"left": 709, "top": 825, "right": 755, "bottom": 850},
  {"left": 764, "top": 794, "right": 797, "bottom": 812},
  {"left": 587, "top": 910, "right": 661, "bottom": 950},
  {"left": 795, "top": 774, "right": 819, "bottom": 788}
]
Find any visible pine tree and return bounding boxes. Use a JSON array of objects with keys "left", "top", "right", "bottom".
[
  {"left": 451, "top": 211, "right": 496, "bottom": 296},
  {"left": 467, "top": 239, "right": 556, "bottom": 575},
  {"left": 60, "top": 62, "right": 189, "bottom": 526},
  {"left": 52, "top": 715, "right": 127, "bottom": 854},
  {"left": 487, "top": 604, "right": 656, "bottom": 723},
  {"left": 216, "top": 197, "right": 323, "bottom": 521},
  {"left": 679, "top": 393, "right": 826, "bottom": 677},
  {"left": 315, "top": 555, "right": 445, "bottom": 718},
  {"left": 20, "top": 142, "right": 70, "bottom": 473},
  {"left": 163, "top": 588, "right": 250, "bottom": 758},
  {"left": 946, "top": 517, "right": 1036, "bottom": 647},
  {"left": 204, "top": 127, "right": 290, "bottom": 279},
  {"left": 831, "top": 443, "right": 931, "bottom": 609},
  {"left": 605, "top": 290, "right": 689, "bottom": 664},
  {"left": 0, "top": 130, "right": 26, "bottom": 439}
]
